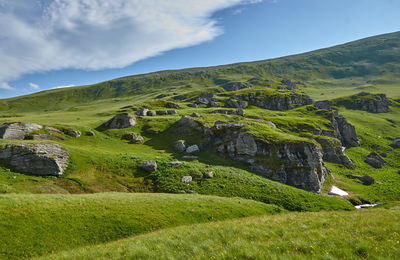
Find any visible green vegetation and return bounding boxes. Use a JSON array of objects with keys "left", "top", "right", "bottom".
[
  {"left": 0, "top": 193, "right": 283, "bottom": 259},
  {"left": 41, "top": 208, "right": 400, "bottom": 260}
]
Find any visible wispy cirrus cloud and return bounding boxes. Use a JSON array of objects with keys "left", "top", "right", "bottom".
[
  {"left": 29, "top": 82, "right": 40, "bottom": 90},
  {"left": 0, "top": 0, "right": 263, "bottom": 91}
]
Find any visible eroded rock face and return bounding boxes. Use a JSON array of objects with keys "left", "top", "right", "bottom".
[
  {"left": 0, "top": 123, "right": 42, "bottom": 140},
  {"left": 236, "top": 91, "right": 313, "bottom": 111},
  {"left": 0, "top": 143, "right": 69, "bottom": 176},
  {"left": 104, "top": 113, "right": 136, "bottom": 129},
  {"left": 335, "top": 92, "right": 391, "bottom": 113},
  {"left": 315, "top": 137, "right": 355, "bottom": 169}
]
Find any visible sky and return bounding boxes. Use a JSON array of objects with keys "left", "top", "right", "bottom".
[{"left": 0, "top": 0, "right": 399, "bottom": 98}]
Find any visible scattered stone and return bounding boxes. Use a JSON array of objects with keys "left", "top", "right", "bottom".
[
  {"left": 360, "top": 175, "right": 375, "bottom": 185},
  {"left": 169, "top": 161, "right": 182, "bottom": 167},
  {"left": 45, "top": 126, "right": 61, "bottom": 134},
  {"left": 167, "top": 110, "right": 178, "bottom": 115},
  {"left": 0, "top": 122, "right": 42, "bottom": 140},
  {"left": 63, "top": 129, "right": 81, "bottom": 137},
  {"left": 236, "top": 108, "right": 245, "bottom": 116},
  {"left": 146, "top": 110, "right": 156, "bottom": 116},
  {"left": 135, "top": 108, "right": 149, "bottom": 117},
  {"left": 122, "top": 133, "right": 144, "bottom": 144},
  {"left": 174, "top": 140, "right": 186, "bottom": 153},
  {"left": 204, "top": 171, "right": 214, "bottom": 178},
  {"left": 186, "top": 145, "right": 200, "bottom": 154},
  {"left": 86, "top": 131, "right": 95, "bottom": 136},
  {"left": 25, "top": 134, "right": 52, "bottom": 140},
  {"left": 391, "top": 139, "right": 400, "bottom": 148},
  {"left": 365, "top": 152, "right": 386, "bottom": 168},
  {"left": 398, "top": 169, "right": 400, "bottom": 174},
  {"left": 191, "top": 172, "right": 202, "bottom": 179},
  {"left": 141, "top": 161, "right": 157, "bottom": 172},
  {"left": 191, "top": 113, "right": 201, "bottom": 118},
  {"left": 188, "top": 103, "right": 197, "bottom": 108},
  {"left": 181, "top": 176, "right": 193, "bottom": 183},
  {"left": 380, "top": 152, "right": 387, "bottom": 158},
  {"left": 104, "top": 113, "right": 136, "bottom": 129},
  {"left": 165, "top": 102, "right": 181, "bottom": 109},
  {"left": 182, "top": 155, "right": 198, "bottom": 161},
  {"left": 185, "top": 190, "right": 196, "bottom": 194},
  {"left": 155, "top": 94, "right": 167, "bottom": 99},
  {"left": 156, "top": 110, "right": 168, "bottom": 115},
  {"left": 328, "top": 186, "right": 349, "bottom": 196},
  {"left": 0, "top": 143, "right": 69, "bottom": 176}
]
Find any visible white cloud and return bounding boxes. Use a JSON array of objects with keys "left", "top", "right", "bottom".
[
  {"left": 52, "top": 84, "right": 75, "bottom": 89},
  {"left": 232, "top": 9, "right": 243, "bottom": 15},
  {"left": 0, "top": 0, "right": 263, "bottom": 86},
  {"left": 0, "top": 82, "right": 15, "bottom": 90},
  {"left": 29, "top": 82, "right": 40, "bottom": 89}
]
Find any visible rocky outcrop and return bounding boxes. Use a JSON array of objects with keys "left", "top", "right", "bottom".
[
  {"left": 105, "top": 113, "right": 136, "bottom": 129},
  {"left": 221, "top": 81, "right": 252, "bottom": 91},
  {"left": 192, "top": 93, "right": 220, "bottom": 107},
  {"left": 281, "top": 79, "right": 298, "bottom": 90},
  {"left": 315, "top": 137, "right": 355, "bottom": 169},
  {"left": 236, "top": 91, "right": 313, "bottom": 111},
  {"left": 335, "top": 92, "right": 391, "bottom": 113},
  {"left": 225, "top": 99, "right": 248, "bottom": 109},
  {"left": 365, "top": 152, "right": 386, "bottom": 168},
  {"left": 317, "top": 110, "right": 360, "bottom": 147},
  {"left": 0, "top": 143, "right": 69, "bottom": 176},
  {"left": 0, "top": 123, "right": 42, "bottom": 140}
]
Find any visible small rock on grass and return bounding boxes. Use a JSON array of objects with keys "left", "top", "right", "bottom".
[
  {"left": 181, "top": 176, "right": 192, "bottom": 183},
  {"left": 141, "top": 161, "right": 157, "bottom": 172}
]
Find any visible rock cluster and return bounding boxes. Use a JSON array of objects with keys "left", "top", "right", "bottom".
[
  {"left": 104, "top": 113, "right": 136, "bottom": 129},
  {"left": 192, "top": 93, "right": 220, "bottom": 107},
  {"left": 0, "top": 143, "right": 69, "bottom": 176}
]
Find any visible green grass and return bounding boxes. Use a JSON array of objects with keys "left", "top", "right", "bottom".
[
  {"left": 0, "top": 193, "right": 284, "bottom": 259},
  {"left": 41, "top": 208, "right": 400, "bottom": 260}
]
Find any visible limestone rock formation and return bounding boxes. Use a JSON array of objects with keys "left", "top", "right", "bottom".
[
  {"left": 104, "top": 113, "right": 136, "bottom": 129},
  {"left": 335, "top": 92, "right": 391, "bottom": 113},
  {"left": 315, "top": 137, "right": 355, "bottom": 169},
  {"left": 0, "top": 143, "right": 69, "bottom": 176},
  {"left": 0, "top": 122, "right": 42, "bottom": 140}
]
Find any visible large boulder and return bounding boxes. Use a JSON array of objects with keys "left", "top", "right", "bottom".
[
  {"left": 0, "top": 123, "right": 42, "bottom": 140},
  {"left": 365, "top": 152, "right": 386, "bottom": 168},
  {"left": 0, "top": 143, "right": 69, "bottom": 176},
  {"left": 104, "top": 113, "right": 136, "bottom": 129}
]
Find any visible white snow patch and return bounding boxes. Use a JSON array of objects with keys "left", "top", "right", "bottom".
[{"left": 328, "top": 186, "right": 349, "bottom": 197}]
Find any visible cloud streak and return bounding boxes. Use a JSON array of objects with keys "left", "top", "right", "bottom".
[{"left": 0, "top": 0, "right": 262, "bottom": 90}]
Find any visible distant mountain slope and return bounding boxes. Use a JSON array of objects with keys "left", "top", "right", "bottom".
[{"left": 1, "top": 31, "right": 400, "bottom": 112}]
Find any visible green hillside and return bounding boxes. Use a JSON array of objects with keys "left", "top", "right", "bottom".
[{"left": 41, "top": 208, "right": 400, "bottom": 260}]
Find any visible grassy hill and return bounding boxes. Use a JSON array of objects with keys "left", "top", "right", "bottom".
[
  {"left": 0, "top": 193, "right": 284, "bottom": 259},
  {"left": 41, "top": 208, "right": 400, "bottom": 260}
]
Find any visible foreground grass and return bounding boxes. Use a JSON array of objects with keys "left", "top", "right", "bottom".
[
  {"left": 0, "top": 193, "right": 283, "bottom": 259},
  {"left": 42, "top": 209, "right": 400, "bottom": 260}
]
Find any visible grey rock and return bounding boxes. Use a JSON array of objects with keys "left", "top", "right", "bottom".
[
  {"left": 182, "top": 155, "right": 198, "bottom": 161},
  {"left": 391, "top": 139, "right": 400, "bottom": 148},
  {"left": 204, "top": 171, "right": 214, "bottom": 178},
  {"left": 135, "top": 108, "right": 149, "bottom": 117},
  {"left": 169, "top": 161, "right": 182, "bottom": 167},
  {"left": 105, "top": 113, "right": 136, "bottom": 129},
  {"left": 360, "top": 175, "right": 375, "bottom": 185},
  {"left": 156, "top": 110, "right": 168, "bottom": 115},
  {"left": 195, "top": 93, "right": 215, "bottom": 106},
  {"left": 236, "top": 108, "right": 245, "bottom": 116},
  {"left": 0, "top": 122, "right": 42, "bottom": 140},
  {"left": 86, "top": 131, "right": 95, "bottom": 136},
  {"left": 335, "top": 92, "right": 391, "bottom": 113},
  {"left": 146, "top": 110, "right": 156, "bottom": 116},
  {"left": 141, "top": 161, "right": 157, "bottom": 172},
  {"left": 0, "top": 143, "right": 69, "bottom": 176},
  {"left": 155, "top": 94, "right": 167, "bottom": 99},
  {"left": 315, "top": 137, "right": 355, "bottom": 169},
  {"left": 167, "top": 110, "right": 178, "bottom": 115},
  {"left": 25, "top": 134, "right": 52, "bottom": 140},
  {"left": 174, "top": 140, "right": 186, "bottom": 153},
  {"left": 45, "top": 126, "right": 61, "bottom": 134},
  {"left": 186, "top": 145, "right": 200, "bottom": 154},
  {"left": 63, "top": 129, "right": 81, "bottom": 137},
  {"left": 380, "top": 152, "right": 387, "bottom": 158},
  {"left": 122, "top": 133, "right": 144, "bottom": 144},
  {"left": 165, "top": 102, "right": 180, "bottom": 109},
  {"left": 191, "top": 113, "right": 201, "bottom": 118},
  {"left": 188, "top": 103, "right": 197, "bottom": 108},
  {"left": 209, "top": 101, "right": 220, "bottom": 107},
  {"left": 365, "top": 152, "right": 386, "bottom": 168},
  {"left": 177, "top": 116, "right": 203, "bottom": 131},
  {"left": 181, "top": 176, "right": 193, "bottom": 183},
  {"left": 315, "top": 100, "right": 333, "bottom": 110},
  {"left": 235, "top": 133, "right": 257, "bottom": 157},
  {"left": 226, "top": 99, "right": 248, "bottom": 109}
]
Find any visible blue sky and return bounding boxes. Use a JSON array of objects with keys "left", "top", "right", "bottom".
[{"left": 0, "top": 0, "right": 399, "bottom": 98}]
